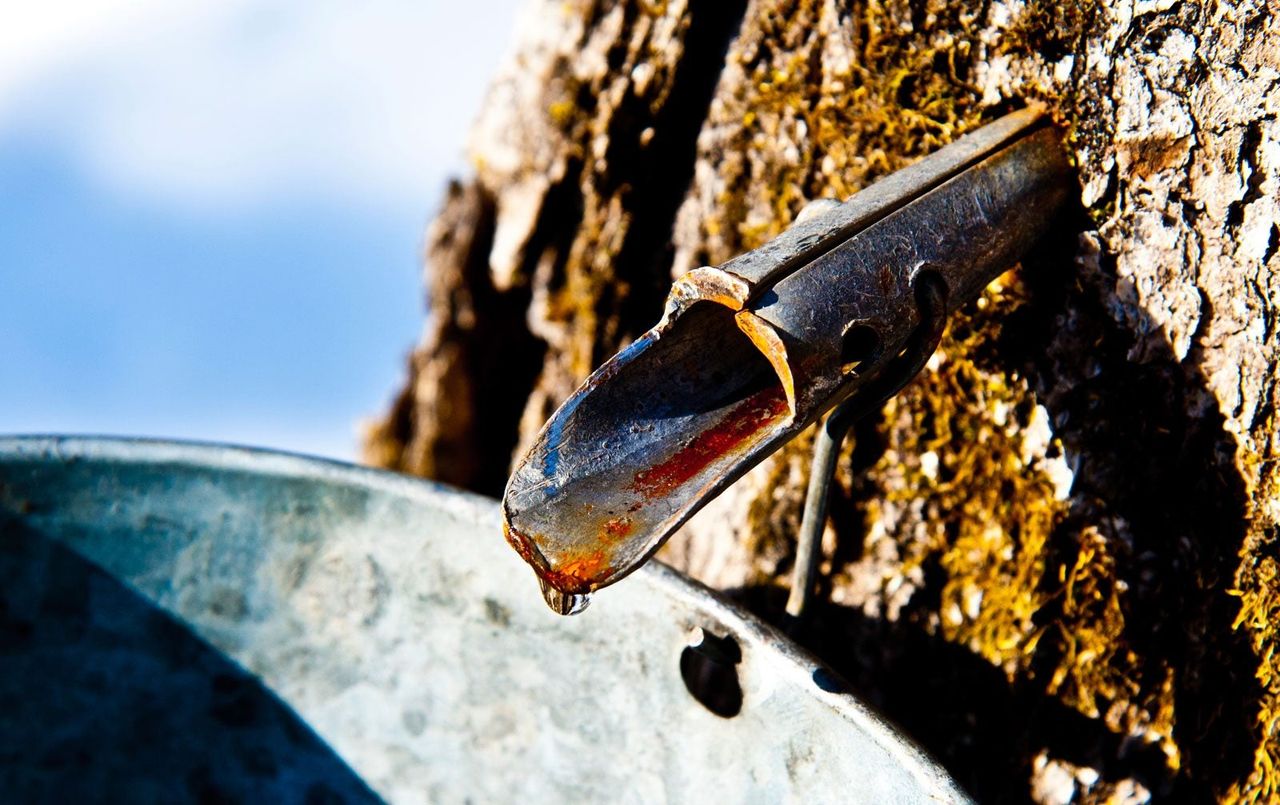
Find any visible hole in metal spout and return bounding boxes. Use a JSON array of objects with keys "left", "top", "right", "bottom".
[
  {"left": 911, "top": 267, "right": 948, "bottom": 311},
  {"left": 839, "top": 323, "right": 881, "bottom": 374}
]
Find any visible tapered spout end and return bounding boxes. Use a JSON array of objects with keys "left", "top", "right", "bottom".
[{"left": 501, "top": 301, "right": 794, "bottom": 603}]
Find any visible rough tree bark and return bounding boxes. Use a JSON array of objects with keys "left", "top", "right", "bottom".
[{"left": 365, "top": 1, "right": 1279, "bottom": 801}]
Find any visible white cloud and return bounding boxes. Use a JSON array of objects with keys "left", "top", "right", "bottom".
[
  {"left": 0, "top": 0, "right": 190, "bottom": 111},
  {"left": 0, "top": 0, "right": 522, "bottom": 212}
]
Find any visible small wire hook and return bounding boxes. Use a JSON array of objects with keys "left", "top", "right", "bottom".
[{"left": 785, "top": 271, "right": 950, "bottom": 622}]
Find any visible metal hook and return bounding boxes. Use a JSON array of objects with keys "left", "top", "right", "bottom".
[{"left": 785, "top": 272, "right": 950, "bottom": 622}]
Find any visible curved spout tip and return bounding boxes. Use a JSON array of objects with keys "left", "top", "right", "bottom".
[
  {"left": 502, "top": 515, "right": 605, "bottom": 592},
  {"left": 501, "top": 301, "right": 794, "bottom": 600}
]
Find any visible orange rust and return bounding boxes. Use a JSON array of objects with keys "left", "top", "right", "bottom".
[
  {"left": 502, "top": 519, "right": 539, "bottom": 566},
  {"left": 539, "top": 548, "right": 612, "bottom": 594},
  {"left": 506, "top": 519, "right": 616, "bottom": 593},
  {"left": 602, "top": 516, "right": 634, "bottom": 539},
  {"left": 559, "top": 549, "right": 608, "bottom": 578},
  {"left": 632, "top": 384, "right": 789, "bottom": 498}
]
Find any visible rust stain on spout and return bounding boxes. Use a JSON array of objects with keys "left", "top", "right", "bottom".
[
  {"left": 601, "top": 516, "right": 634, "bottom": 539},
  {"left": 503, "top": 519, "right": 609, "bottom": 596},
  {"left": 631, "top": 385, "right": 790, "bottom": 499}
]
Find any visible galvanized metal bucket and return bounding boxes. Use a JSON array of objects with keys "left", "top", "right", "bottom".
[{"left": 0, "top": 436, "right": 969, "bottom": 803}]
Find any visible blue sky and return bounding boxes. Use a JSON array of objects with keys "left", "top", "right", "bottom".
[{"left": 0, "top": 1, "right": 522, "bottom": 459}]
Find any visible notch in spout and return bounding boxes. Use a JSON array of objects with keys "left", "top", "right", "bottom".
[{"left": 502, "top": 107, "right": 1073, "bottom": 614}]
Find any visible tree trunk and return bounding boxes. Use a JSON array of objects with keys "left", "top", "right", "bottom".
[{"left": 364, "top": 0, "right": 1280, "bottom": 801}]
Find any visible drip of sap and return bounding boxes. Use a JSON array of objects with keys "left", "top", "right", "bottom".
[{"left": 539, "top": 577, "right": 591, "bottom": 616}]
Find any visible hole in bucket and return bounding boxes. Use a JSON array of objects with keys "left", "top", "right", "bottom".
[
  {"left": 812, "top": 667, "right": 849, "bottom": 693},
  {"left": 680, "top": 629, "right": 743, "bottom": 718}
]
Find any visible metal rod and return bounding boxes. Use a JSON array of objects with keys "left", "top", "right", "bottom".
[{"left": 786, "top": 404, "right": 858, "bottom": 619}]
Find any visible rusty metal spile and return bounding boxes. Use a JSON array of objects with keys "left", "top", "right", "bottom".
[{"left": 502, "top": 106, "right": 1073, "bottom": 614}]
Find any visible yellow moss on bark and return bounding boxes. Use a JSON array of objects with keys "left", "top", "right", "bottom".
[{"left": 859, "top": 273, "right": 1180, "bottom": 762}]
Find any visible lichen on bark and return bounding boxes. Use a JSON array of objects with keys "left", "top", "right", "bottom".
[{"left": 366, "top": 0, "right": 1280, "bottom": 801}]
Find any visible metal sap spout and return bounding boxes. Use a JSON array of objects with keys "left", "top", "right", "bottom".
[{"left": 502, "top": 107, "right": 1073, "bottom": 613}]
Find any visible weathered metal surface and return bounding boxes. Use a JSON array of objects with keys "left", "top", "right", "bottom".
[
  {"left": 0, "top": 436, "right": 971, "bottom": 803},
  {"left": 503, "top": 107, "right": 1072, "bottom": 603}
]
